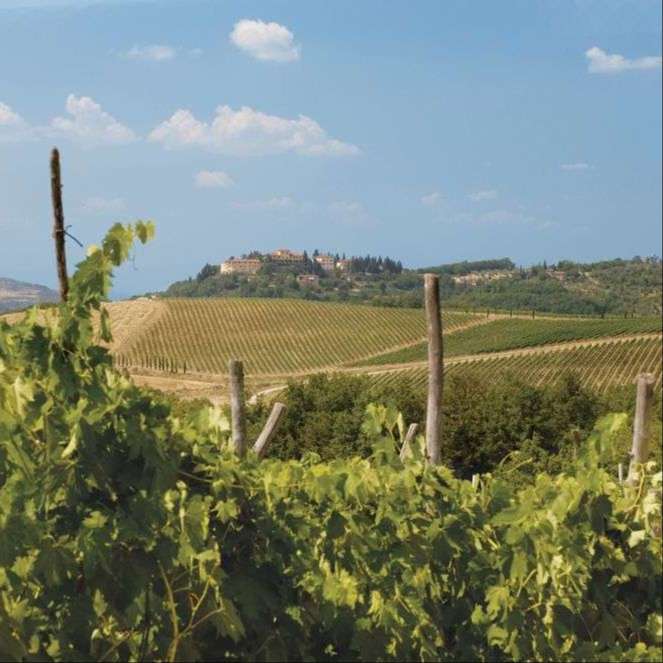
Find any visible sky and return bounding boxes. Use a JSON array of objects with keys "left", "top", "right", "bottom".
[{"left": 0, "top": 0, "right": 661, "bottom": 298}]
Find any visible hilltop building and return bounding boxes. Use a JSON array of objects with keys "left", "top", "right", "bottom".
[
  {"left": 336, "top": 258, "right": 352, "bottom": 272},
  {"left": 314, "top": 254, "right": 336, "bottom": 272},
  {"left": 270, "top": 249, "right": 304, "bottom": 264},
  {"left": 220, "top": 257, "right": 262, "bottom": 275}
]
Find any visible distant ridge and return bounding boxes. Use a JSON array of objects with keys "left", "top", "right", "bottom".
[{"left": 0, "top": 277, "right": 59, "bottom": 313}]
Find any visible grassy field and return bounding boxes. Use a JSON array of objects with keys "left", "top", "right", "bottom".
[
  {"left": 112, "top": 298, "right": 482, "bottom": 376},
  {"left": 355, "top": 316, "right": 663, "bottom": 366},
  {"left": 366, "top": 336, "right": 662, "bottom": 393}
]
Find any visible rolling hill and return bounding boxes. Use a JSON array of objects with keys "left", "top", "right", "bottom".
[{"left": 5, "top": 296, "right": 661, "bottom": 402}]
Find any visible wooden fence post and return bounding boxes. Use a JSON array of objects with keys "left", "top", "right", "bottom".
[
  {"left": 229, "top": 359, "right": 247, "bottom": 457},
  {"left": 627, "top": 373, "right": 655, "bottom": 485},
  {"left": 399, "top": 423, "right": 419, "bottom": 461},
  {"left": 253, "top": 402, "right": 287, "bottom": 459},
  {"left": 50, "top": 148, "right": 68, "bottom": 302},
  {"left": 424, "top": 273, "right": 443, "bottom": 465}
]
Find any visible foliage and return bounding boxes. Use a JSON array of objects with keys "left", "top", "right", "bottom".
[{"left": 1, "top": 224, "right": 661, "bottom": 661}]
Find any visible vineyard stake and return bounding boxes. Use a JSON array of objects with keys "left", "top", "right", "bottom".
[
  {"left": 228, "top": 359, "right": 247, "bottom": 457},
  {"left": 399, "top": 423, "right": 419, "bottom": 461},
  {"left": 424, "top": 273, "right": 443, "bottom": 465},
  {"left": 627, "top": 372, "right": 655, "bottom": 485},
  {"left": 50, "top": 148, "right": 69, "bottom": 302},
  {"left": 253, "top": 402, "right": 287, "bottom": 459}
]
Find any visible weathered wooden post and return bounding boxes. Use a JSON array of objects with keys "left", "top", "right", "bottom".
[
  {"left": 399, "top": 423, "right": 419, "bottom": 461},
  {"left": 627, "top": 373, "right": 655, "bottom": 485},
  {"left": 229, "top": 359, "right": 247, "bottom": 457},
  {"left": 424, "top": 273, "right": 443, "bottom": 465},
  {"left": 253, "top": 402, "right": 287, "bottom": 459},
  {"left": 50, "top": 148, "right": 68, "bottom": 302}
]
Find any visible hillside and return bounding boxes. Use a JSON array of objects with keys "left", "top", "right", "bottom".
[
  {"left": 6, "top": 295, "right": 660, "bottom": 403},
  {"left": 96, "top": 298, "right": 661, "bottom": 402},
  {"left": 162, "top": 255, "right": 662, "bottom": 316},
  {"left": 0, "top": 277, "right": 58, "bottom": 312}
]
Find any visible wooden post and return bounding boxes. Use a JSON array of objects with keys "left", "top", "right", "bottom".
[
  {"left": 399, "top": 423, "right": 419, "bottom": 461},
  {"left": 229, "top": 359, "right": 247, "bottom": 457},
  {"left": 627, "top": 373, "right": 655, "bottom": 485},
  {"left": 424, "top": 273, "right": 443, "bottom": 465},
  {"left": 253, "top": 402, "right": 287, "bottom": 459},
  {"left": 50, "top": 148, "right": 68, "bottom": 301}
]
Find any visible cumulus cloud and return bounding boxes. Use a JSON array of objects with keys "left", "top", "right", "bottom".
[
  {"left": 561, "top": 162, "right": 592, "bottom": 171},
  {"left": 232, "top": 196, "right": 294, "bottom": 209},
  {"left": 0, "top": 102, "right": 30, "bottom": 142},
  {"left": 469, "top": 189, "right": 498, "bottom": 202},
  {"left": 421, "top": 191, "right": 443, "bottom": 207},
  {"left": 149, "top": 105, "right": 359, "bottom": 157},
  {"left": 81, "top": 196, "right": 126, "bottom": 213},
  {"left": 0, "top": 102, "right": 25, "bottom": 127},
  {"left": 123, "top": 44, "right": 177, "bottom": 61},
  {"left": 230, "top": 19, "right": 300, "bottom": 62},
  {"left": 585, "top": 46, "right": 662, "bottom": 74},
  {"left": 194, "top": 170, "right": 235, "bottom": 188},
  {"left": 49, "top": 94, "right": 136, "bottom": 146}
]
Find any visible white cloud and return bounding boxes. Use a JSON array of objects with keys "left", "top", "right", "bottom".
[
  {"left": 149, "top": 105, "right": 359, "bottom": 157},
  {"left": 49, "top": 94, "right": 136, "bottom": 146},
  {"left": 0, "top": 102, "right": 30, "bottom": 142},
  {"left": 421, "top": 191, "right": 443, "bottom": 207},
  {"left": 561, "top": 162, "right": 592, "bottom": 171},
  {"left": 123, "top": 44, "right": 177, "bottom": 61},
  {"left": 194, "top": 170, "right": 235, "bottom": 188},
  {"left": 0, "top": 102, "right": 25, "bottom": 127},
  {"left": 586, "top": 46, "right": 662, "bottom": 74},
  {"left": 230, "top": 19, "right": 300, "bottom": 62},
  {"left": 469, "top": 189, "right": 498, "bottom": 202},
  {"left": 232, "top": 196, "right": 294, "bottom": 209},
  {"left": 81, "top": 196, "right": 126, "bottom": 213}
]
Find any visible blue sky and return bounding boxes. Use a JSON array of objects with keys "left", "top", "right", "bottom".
[{"left": 0, "top": 0, "right": 661, "bottom": 297}]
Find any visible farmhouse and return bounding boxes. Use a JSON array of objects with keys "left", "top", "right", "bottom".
[
  {"left": 297, "top": 274, "right": 320, "bottom": 287},
  {"left": 220, "top": 258, "right": 262, "bottom": 275},
  {"left": 336, "top": 258, "right": 352, "bottom": 271}
]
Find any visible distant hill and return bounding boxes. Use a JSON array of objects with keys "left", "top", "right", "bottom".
[
  {"left": 0, "top": 277, "right": 59, "bottom": 313},
  {"left": 161, "top": 255, "right": 662, "bottom": 316}
]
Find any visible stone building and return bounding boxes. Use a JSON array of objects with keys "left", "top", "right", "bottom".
[
  {"left": 314, "top": 254, "right": 336, "bottom": 272},
  {"left": 220, "top": 258, "right": 262, "bottom": 274}
]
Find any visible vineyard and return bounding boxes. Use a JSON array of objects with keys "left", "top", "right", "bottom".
[
  {"left": 1, "top": 222, "right": 661, "bottom": 662},
  {"left": 110, "top": 298, "right": 482, "bottom": 375},
  {"left": 357, "top": 316, "right": 663, "bottom": 366},
  {"left": 366, "top": 335, "right": 663, "bottom": 393}
]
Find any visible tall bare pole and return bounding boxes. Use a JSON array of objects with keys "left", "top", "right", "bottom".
[
  {"left": 228, "top": 359, "right": 247, "bottom": 457},
  {"left": 627, "top": 372, "right": 655, "bottom": 485},
  {"left": 424, "top": 273, "right": 443, "bottom": 465},
  {"left": 50, "top": 148, "right": 68, "bottom": 302}
]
